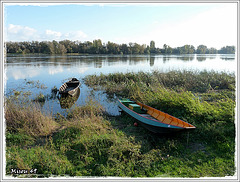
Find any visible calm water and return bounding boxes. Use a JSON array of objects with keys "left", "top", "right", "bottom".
[{"left": 4, "top": 54, "right": 236, "bottom": 116}]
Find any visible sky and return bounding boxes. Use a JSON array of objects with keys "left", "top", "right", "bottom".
[{"left": 4, "top": 3, "right": 238, "bottom": 49}]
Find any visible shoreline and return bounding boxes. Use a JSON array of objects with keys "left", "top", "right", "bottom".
[{"left": 4, "top": 70, "right": 236, "bottom": 178}]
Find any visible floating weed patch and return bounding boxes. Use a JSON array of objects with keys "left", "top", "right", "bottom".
[
  {"left": 24, "top": 79, "right": 48, "bottom": 89},
  {"left": 33, "top": 93, "right": 46, "bottom": 102}
]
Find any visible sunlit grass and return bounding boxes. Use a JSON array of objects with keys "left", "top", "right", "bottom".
[
  {"left": 5, "top": 70, "right": 236, "bottom": 178},
  {"left": 84, "top": 70, "right": 235, "bottom": 94}
]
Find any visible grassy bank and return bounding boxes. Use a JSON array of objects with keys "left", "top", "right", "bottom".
[
  {"left": 84, "top": 70, "right": 236, "bottom": 176},
  {"left": 84, "top": 70, "right": 235, "bottom": 94},
  {"left": 5, "top": 70, "right": 236, "bottom": 178}
]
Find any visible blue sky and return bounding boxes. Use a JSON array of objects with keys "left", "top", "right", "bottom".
[{"left": 4, "top": 3, "right": 237, "bottom": 49}]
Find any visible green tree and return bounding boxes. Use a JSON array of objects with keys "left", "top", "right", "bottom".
[
  {"left": 6, "top": 40, "right": 234, "bottom": 55},
  {"left": 131, "top": 43, "right": 145, "bottom": 54},
  {"left": 163, "top": 44, "right": 172, "bottom": 54},
  {"left": 107, "top": 41, "right": 120, "bottom": 54},
  {"left": 218, "top": 46, "right": 235, "bottom": 54},
  {"left": 207, "top": 47, "right": 218, "bottom": 54},
  {"left": 85, "top": 41, "right": 93, "bottom": 54},
  {"left": 92, "top": 39, "right": 103, "bottom": 54},
  {"left": 120, "top": 44, "right": 130, "bottom": 54},
  {"left": 189, "top": 45, "right": 195, "bottom": 54},
  {"left": 78, "top": 42, "right": 87, "bottom": 53},
  {"left": 144, "top": 45, "right": 150, "bottom": 54},
  {"left": 196, "top": 45, "right": 208, "bottom": 54},
  {"left": 59, "top": 40, "right": 74, "bottom": 53},
  {"left": 179, "top": 45, "right": 195, "bottom": 54},
  {"left": 150, "top": 41, "right": 156, "bottom": 53},
  {"left": 39, "top": 41, "right": 51, "bottom": 54},
  {"left": 129, "top": 42, "right": 134, "bottom": 54}
]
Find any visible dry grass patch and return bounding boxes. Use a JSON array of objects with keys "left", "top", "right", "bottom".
[{"left": 5, "top": 99, "right": 59, "bottom": 137}]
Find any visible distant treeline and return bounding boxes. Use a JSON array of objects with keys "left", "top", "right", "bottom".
[{"left": 5, "top": 40, "right": 235, "bottom": 55}]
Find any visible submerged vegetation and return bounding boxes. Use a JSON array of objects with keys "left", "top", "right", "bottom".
[{"left": 5, "top": 70, "right": 236, "bottom": 178}]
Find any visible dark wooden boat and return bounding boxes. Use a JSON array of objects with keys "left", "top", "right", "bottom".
[
  {"left": 118, "top": 98, "right": 196, "bottom": 133},
  {"left": 59, "top": 78, "right": 80, "bottom": 96}
]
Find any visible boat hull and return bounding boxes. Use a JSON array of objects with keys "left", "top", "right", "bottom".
[
  {"left": 59, "top": 78, "right": 80, "bottom": 96},
  {"left": 137, "top": 121, "right": 182, "bottom": 133},
  {"left": 118, "top": 99, "right": 195, "bottom": 134}
]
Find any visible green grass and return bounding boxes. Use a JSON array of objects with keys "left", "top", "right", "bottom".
[
  {"left": 5, "top": 70, "right": 236, "bottom": 178},
  {"left": 84, "top": 70, "right": 235, "bottom": 94}
]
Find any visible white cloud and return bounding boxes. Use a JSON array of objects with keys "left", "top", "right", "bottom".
[
  {"left": 64, "top": 31, "right": 87, "bottom": 40},
  {"left": 48, "top": 66, "right": 64, "bottom": 75},
  {"left": 6, "top": 24, "right": 38, "bottom": 41},
  {"left": 5, "top": 3, "right": 236, "bottom": 49},
  {"left": 8, "top": 69, "right": 40, "bottom": 80},
  {"left": 45, "top": 29, "right": 62, "bottom": 40},
  {"left": 138, "top": 4, "right": 237, "bottom": 49},
  {"left": 111, "top": 4, "right": 236, "bottom": 49},
  {"left": 6, "top": 24, "right": 88, "bottom": 42},
  {"left": 77, "top": 67, "right": 89, "bottom": 74},
  {"left": 46, "top": 30, "right": 62, "bottom": 37},
  {"left": 44, "top": 30, "right": 88, "bottom": 41}
]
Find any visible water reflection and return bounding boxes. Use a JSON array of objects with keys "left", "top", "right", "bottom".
[
  {"left": 58, "top": 88, "right": 80, "bottom": 109},
  {"left": 5, "top": 54, "right": 236, "bottom": 116},
  {"left": 150, "top": 56, "right": 155, "bottom": 67},
  {"left": 6, "top": 54, "right": 235, "bottom": 67},
  {"left": 196, "top": 56, "right": 207, "bottom": 62},
  {"left": 208, "top": 55, "right": 217, "bottom": 59},
  {"left": 48, "top": 66, "right": 64, "bottom": 75},
  {"left": 176, "top": 55, "right": 195, "bottom": 61},
  {"left": 94, "top": 58, "right": 103, "bottom": 68},
  {"left": 6, "top": 54, "right": 236, "bottom": 82},
  {"left": 196, "top": 54, "right": 218, "bottom": 62},
  {"left": 163, "top": 56, "right": 170, "bottom": 63},
  {"left": 220, "top": 57, "right": 235, "bottom": 60}
]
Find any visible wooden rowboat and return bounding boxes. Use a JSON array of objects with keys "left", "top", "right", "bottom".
[
  {"left": 59, "top": 78, "right": 80, "bottom": 96},
  {"left": 118, "top": 98, "right": 196, "bottom": 133}
]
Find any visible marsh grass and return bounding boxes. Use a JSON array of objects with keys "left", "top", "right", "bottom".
[
  {"left": 84, "top": 70, "right": 235, "bottom": 94},
  {"left": 6, "top": 96, "right": 148, "bottom": 177},
  {"left": 5, "top": 70, "right": 236, "bottom": 178},
  {"left": 82, "top": 70, "right": 236, "bottom": 177},
  {"left": 5, "top": 97, "right": 59, "bottom": 137}
]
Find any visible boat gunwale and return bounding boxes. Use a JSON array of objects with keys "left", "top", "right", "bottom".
[
  {"left": 59, "top": 79, "right": 80, "bottom": 95},
  {"left": 136, "top": 101, "right": 196, "bottom": 129},
  {"left": 118, "top": 99, "right": 188, "bottom": 129}
]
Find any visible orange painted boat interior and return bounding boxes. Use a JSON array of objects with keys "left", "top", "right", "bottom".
[{"left": 136, "top": 101, "right": 196, "bottom": 129}]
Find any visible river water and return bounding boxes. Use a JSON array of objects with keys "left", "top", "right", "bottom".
[{"left": 4, "top": 54, "right": 236, "bottom": 116}]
